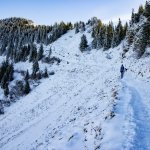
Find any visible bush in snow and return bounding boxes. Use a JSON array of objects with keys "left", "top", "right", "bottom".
[{"left": 43, "top": 67, "right": 49, "bottom": 78}]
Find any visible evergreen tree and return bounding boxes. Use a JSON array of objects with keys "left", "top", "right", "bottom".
[
  {"left": 108, "top": 22, "right": 114, "bottom": 48},
  {"left": 131, "top": 9, "right": 135, "bottom": 24},
  {"left": 104, "top": 23, "right": 114, "bottom": 50},
  {"left": 123, "top": 22, "right": 128, "bottom": 37},
  {"left": 81, "top": 22, "right": 86, "bottom": 32},
  {"left": 1, "top": 72, "right": 8, "bottom": 89},
  {"left": 32, "top": 60, "right": 39, "bottom": 78},
  {"left": 79, "top": 34, "right": 88, "bottom": 52},
  {"left": 25, "top": 69, "right": 29, "bottom": 81},
  {"left": 43, "top": 67, "right": 49, "bottom": 78},
  {"left": 112, "top": 19, "right": 124, "bottom": 47},
  {"left": 24, "top": 80, "right": 30, "bottom": 94},
  {"left": 91, "top": 38, "right": 97, "bottom": 49},
  {"left": 29, "top": 44, "right": 37, "bottom": 62},
  {"left": 36, "top": 28, "right": 41, "bottom": 43},
  {"left": 96, "top": 26, "right": 106, "bottom": 49},
  {"left": 0, "top": 60, "right": 8, "bottom": 81},
  {"left": 135, "top": 21, "right": 150, "bottom": 58},
  {"left": 75, "top": 23, "right": 79, "bottom": 34},
  {"left": 126, "top": 27, "right": 135, "bottom": 45},
  {"left": 8, "top": 63, "right": 14, "bottom": 81},
  {"left": 48, "top": 47, "right": 52, "bottom": 59},
  {"left": 103, "top": 26, "right": 109, "bottom": 50},
  {"left": 0, "top": 101, "right": 4, "bottom": 114},
  {"left": 6, "top": 42, "right": 14, "bottom": 59},
  {"left": 138, "top": 5, "right": 144, "bottom": 15},
  {"left": 37, "top": 44, "right": 44, "bottom": 60},
  {"left": 21, "top": 45, "right": 30, "bottom": 61},
  {"left": 0, "top": 42, "right": 7, "bottom": 55},
  {"left": 91, "top": 28, "right": 96, "bottom": 38},
  {"left": 144, "top": 1, "right": 150, "bottom": 18},
  {"left": 118, "top": 19, "right": 124, "bottom": 42},
  {"left": 97, "top": 34, "right": 103, "bottom": 49},
  {"left": 4, "top": 84, "right": 9, "bottom": 97},
  {"left": 66, "top": 22, "right": 73, "bottom": 30},
  {"left": 111, "top": 29, "right": 118, "bottom": 48},
  {"left": 37, "top": 71, "right": 42, "bottom": 79}
]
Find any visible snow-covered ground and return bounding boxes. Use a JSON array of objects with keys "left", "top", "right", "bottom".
[{"left": 0, "top": 29, "right": 150, "bottom": 150}]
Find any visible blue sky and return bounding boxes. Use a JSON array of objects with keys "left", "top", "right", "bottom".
[{"left": 0, "top": 0, "right": 146, "bottom": 25}]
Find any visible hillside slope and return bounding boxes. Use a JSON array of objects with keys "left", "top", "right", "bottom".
[
  {"left": 0, "top": 29, "right": 120, "bottom": 149},
  {"left": 0, "top": 28, "right": 150, "bottom": 150}
]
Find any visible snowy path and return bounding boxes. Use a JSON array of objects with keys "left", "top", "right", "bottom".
[
  {"left": 121, "top": 76, "right": 150, "bottom": 150},
  {"left": 102, "top": 75, "right": 150, "bottom": 150},
  {"left": 124, "top": 77, "right": 150, "bottom": 150},
  {"left": 129, "top": 86, "right": 150, "bottom": 150}
]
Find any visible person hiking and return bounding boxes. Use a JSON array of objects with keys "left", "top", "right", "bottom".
[{"left": 120, "top": 64, "right": 125, "bottom": 79}]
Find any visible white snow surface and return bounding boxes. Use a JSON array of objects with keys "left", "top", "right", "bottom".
[{"left": 0, "top": 29, "right": 150, "bottom": 150}]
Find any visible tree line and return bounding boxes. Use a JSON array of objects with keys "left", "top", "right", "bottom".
[{"left": 79, "top": 1, "right": 150, "bottom": 57}]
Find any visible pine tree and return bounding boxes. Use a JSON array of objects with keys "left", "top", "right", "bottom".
[
  {"left": 75, "top": 27, "right": 79, "bottom": 34},
  {"left": 4, "top": 84, "right": 9, "bottom": 97},
  {"left": 24, "top": 80, "right": 30, "bottom": 94},
  {"left": 37, "top": 71, "right": 42, "bottom": 79},
  {"left": 134, "top": 21, "right": 150, "bottom": 58},
  {"left": 123, "top": 22, "right": 128, "bottom": 37},
  {"left": 74, "top": 22, "right": 79, "bottom": 34},
  {"left": 0, "top": 42, "right": 7, "bottom": 55},
  {"left": 43, "top": 67, "right": 49, "bottom": 78},
  {"left": 0, "top": 101, "right": 4, "bottom": 114},
  {"left": 118, "top": 19, "right": 124, "bottom": 42},
  {"left": 67, "top": 22, "right": 73, "bottom": 30},
  {"left": 25, "top": 70, "right": 29, "bottom": 81},
  {"left": 81, "top": 22, "right": 85, "bottom": 32},
  {"left": 36, "top": 28, "right": 41, "bottom": 43},
  {"left": 37, "top": 44, "right": 44, "bottom": 60},
  {"left": 6, "top": 42, "right": 14, "bottom": 59},
  {"left": 103, "top": 26, "right": 109, "bottom": 50},
  {"left": 112, "top": 19, "right": 124, "bottom": 47},
  {"left": 131, "top": 9, "right": 135, "bottom": 24},
  {"left": 21, "top": 45, "right": 30, "bottom": 61},
  {"left": 97, "top": 34, "right": 103, "bottom": 49},
  {"left": 79, "top": 34, "right": 88, "bottom": 52},
  {"left": 111, "top": 29, "right": 118, "bottom": 48},
  {"left": 1, "top": 72, "right": 8, "bottom": 89},
  {"left": 138, "top": 5, "right": 144, "bottom": 15},
  {"left": 48, "top": 47, "right": 52, "bottom": 59},
  {"left": 32, "top": 60, "right": 39, "bottom": 78},
  {"left": 103, "top": 23, "right": 114, "bottom": 50},
  {"left": 144, "top": 1, "right": 150, "bottom": 18},
  {"left": 97, "top": 26, "right": 106, "bottom": 49},
  {"left": 29, "top": 44, "right": 37, "bottom": 62},
  {"left": 91, "top": 38, "right": 97, "bottom": 49},
  {"left": 107, "top": 22, "right": 114, "bottom": 49},
  {"left": 91, "top": 28, "right": 96, "bottom": 38},
  {"left": 0, "top": 60, "right": 8, "bottom": 82},
  {"left": 8, "top": 63, "right": 14, "bottom": 81}
]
